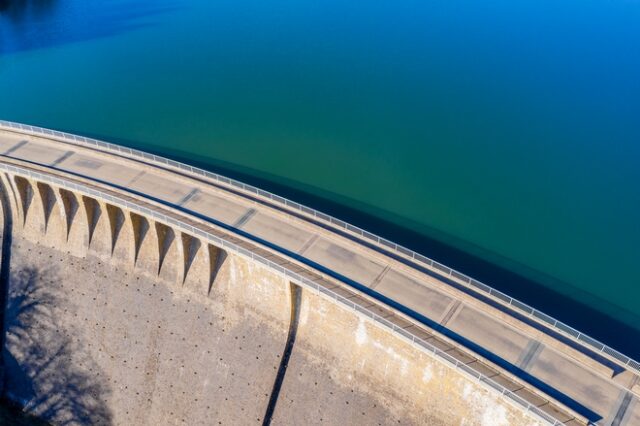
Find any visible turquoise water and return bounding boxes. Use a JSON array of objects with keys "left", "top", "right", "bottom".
[{"left": 1, "top": 0, "right": 639, "bottom": 355}]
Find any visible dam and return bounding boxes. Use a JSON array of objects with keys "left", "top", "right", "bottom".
[{"left": 0, "top": 121, "right": 638, "bottom": 425}]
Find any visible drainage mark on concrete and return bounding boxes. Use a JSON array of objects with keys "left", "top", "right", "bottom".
[
  {"left": 178, "top": 188, "right": 199, "bottom": 206},
  {"left": 369, "top": 265, "right": 391, "bottom": 290},
  {"left": 3, "top": 140, "right": 27, "bottom": 156},
  {"left": 297, "top": 234, "right": 319, "bottom": 255},
  {"left": 517, "top": 340, "right": 543, "bottom": 372},
  {"left": 233, "top": 208, "right": 256, "bottom": 228},
  {"left": 126, "top": 170, "right": 146, "bottom": 187},
  {"left": 611, "top": 391, "right": 633, "bottom": 426},
  {"left": 439, "top": 300, "right": 462, "bottom": 327},
  {"left": 50, "top": 151, "right": 74, "bottom": 167}
]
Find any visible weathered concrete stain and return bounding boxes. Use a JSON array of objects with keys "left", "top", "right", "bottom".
[{"left": 272, "top": 288, "right": 545, "bottom": 425}]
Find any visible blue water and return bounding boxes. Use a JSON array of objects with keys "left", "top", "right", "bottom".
[{"left": 1, "top": 0, "right": 639, "bottom": 356}]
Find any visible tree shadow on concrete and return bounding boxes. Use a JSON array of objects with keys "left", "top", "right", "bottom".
[
  {"left": 0, "top": 398, "right": 49, "bottom": 425},
  {"left": 2, "top": 264, "right": 112, "bottom": 425}
]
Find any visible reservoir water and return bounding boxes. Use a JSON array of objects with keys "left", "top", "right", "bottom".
[{"left": 1, "top": 0, "right": 639, "bottom": 357}]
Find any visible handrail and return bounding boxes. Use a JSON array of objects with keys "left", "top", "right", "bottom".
[
  {"left": 0, "top": 160, "right": 566, "bottom": 425},
  {"left": 1, "top": 119, "right": 637, "bottom": 378}
]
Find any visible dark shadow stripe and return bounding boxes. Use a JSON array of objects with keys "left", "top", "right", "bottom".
[
  {"left": 0, "top": 176, "right": 14, "bottom": 396},
  {"left": 50, "top": 150, "right": 74, "bottom": 167},
  {"left": 233, "top": 208, "right": 256, "bottom": 228},
  {"left": 263, "top": 283, "right": 301, "bottom": 426},
  {"left": 612, "top": 392, "right": 633, "bottom": 426},
  {"left": 2, "top": 140, "right": 27, "bottom": 157}
]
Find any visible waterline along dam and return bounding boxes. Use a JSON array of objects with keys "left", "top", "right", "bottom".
[{"left": 0, "top": 121, "right": 637, "bottom": 426}]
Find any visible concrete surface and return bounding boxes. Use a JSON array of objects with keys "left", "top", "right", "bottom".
[
  {"left": 0, "top": 228, "right": 542, "bottom": 425},
  {"left": 273, "top": 287, "right": 543, "bottom": 426},
  {"left": 3, "top": 239, "right": 288, "bottom": 425},
  {"left": 0, "top": 125, "right": 637, "bottom": 425}
]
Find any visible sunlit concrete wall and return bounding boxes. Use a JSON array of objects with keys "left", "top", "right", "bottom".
[{"left": 0, "top": 172, "right": 544, "bottom": 425}]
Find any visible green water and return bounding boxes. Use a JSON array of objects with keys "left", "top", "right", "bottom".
[{"left": 1, "top": 0, "right": 639, "bottom": 355}]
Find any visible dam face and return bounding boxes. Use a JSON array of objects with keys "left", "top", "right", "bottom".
[
  {"left": 2, "top": 122, "right": 639, "bottom": 426},
  {"left": 0, "top": 176, "right": 541, "bottom": 425}
]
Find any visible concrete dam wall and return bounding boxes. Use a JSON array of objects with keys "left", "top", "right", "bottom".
[
  {"left": 0, "top": 174, "right": 539, "bottom": 425},
  {"left": 0, "top": 121, "right": 639, "bottom": 425}
]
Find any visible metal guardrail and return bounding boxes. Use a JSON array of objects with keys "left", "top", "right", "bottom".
[
  {"left": 0, "top": 119, "right": 638, "bottom": 377},
  {"left": 0, "top": 160, "right": 565, "bottom": 425}
]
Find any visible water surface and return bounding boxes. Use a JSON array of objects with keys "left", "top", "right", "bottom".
[{"left": 1, "top": 0, "right": 639, "bottom": 356}]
